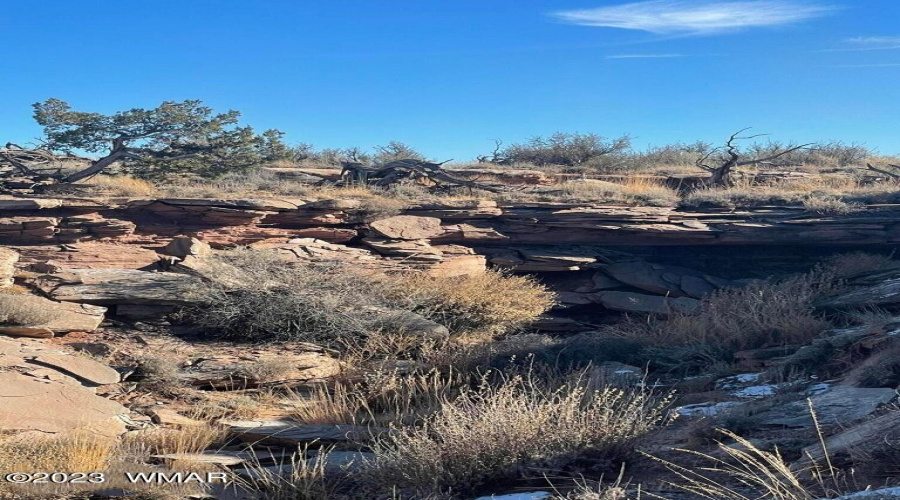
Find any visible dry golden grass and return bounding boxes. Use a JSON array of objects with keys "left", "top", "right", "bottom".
[
  {"left": 187, "top": 250, "right": 553, "bottom": 345},
  {"left": 369, "top": 373, "right": 671, "bottom": 497},
  {"left": 80, "top": 174, "right": 160, "bottom": 197},
  {"left": 0, "top": 432, "right": 116, "bottom": 474},
  {"left": 647, "top": 429, "right": 845, "bottom": 500},
  {"left": 390, "top": 270, "right": 556, "bottom": 337},
  {"left": 121, "top": 423, "right": 226, "bottom": 456},
  {"left": 291, "top": 369, "right": 468, "bottom": 428},
  {"left": 0, "top": 292, "right": 58, "bottom": 326},
  {"left": 233, "top": 446, "right": 339, "bottom": 500}
]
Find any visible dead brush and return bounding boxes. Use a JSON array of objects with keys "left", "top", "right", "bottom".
[
  {"left": 609, "top": 270, "right": 836, "bottom": 352},
  {"left": 290, "top": 368, "right": 469, "bottom": 427},
  {"left": 388, "top": 269, "right": 555, "bottom": 337},
  {"left": 368, "top": 372, "right": 672, "bottom": 498}
]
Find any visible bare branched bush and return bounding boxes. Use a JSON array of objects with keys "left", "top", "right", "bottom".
[
  {"left": 184, "top": 249, "right": 387, "bottom": 344},
  {"left": 819, "top": 252, "right": 896, "bottom": 279},
  {"left": 501, "top": 132, "right": 632, "bottom": 170},
  {"left": 369, "top": 374, "right": 670, "bottom": 498},
  {"left": 185, "top": 250, "right": 553, "bottom": 346},
  {"left": 609, "top": 270, "right": 835, "bottom": 352}
]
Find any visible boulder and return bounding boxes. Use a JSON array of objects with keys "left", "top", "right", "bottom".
[
  {"left": 180, "top": 352, "right": 341, "bottom": 390},
  {"left": 369, "top": 215, "right": 444, "bottom": 240},
  {"left": 222, "top": 419, "right": 389, "bottom": 447},
  {"left": 38, "top": 269, "right": 201, "bottom": 306},
  {"left": 756, "top": 386, "right": 896, "bottom": 428},
  {"left": 0, "top": 372, "right": 128, "bottom": 438},
  {"left": 163, "top": 236, "right": 211, "bottom": 259},
  {"left": 25, "top": 352, "right": 120, "bottom": 386},
  {"left": 795, "top": 411, "right": 900, "bottom": 468},
  {"left": 600, "top": 261, "right": 732, "bottom": 298},
  {"left": 0, "top": 247, "right": 18, "bottom": 287},
  {"left": 0, "top": 294, "right": 106, "bottom": 338},
  {"left": 817, "top": 269, "right": 900, "bottom": 309},
  {"left": 588, "top": 291, "right": 700, "bottom": 315}
]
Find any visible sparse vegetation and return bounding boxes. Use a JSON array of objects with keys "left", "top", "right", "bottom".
[
  {"left": 185, "top": 249, "right": 553, "bottom": 345},
  {"left": 608, "top": 270, "right": 836, "bottom": 353},
  {"left": 369, "top": 373, "right": 671, "bottom": 498}
]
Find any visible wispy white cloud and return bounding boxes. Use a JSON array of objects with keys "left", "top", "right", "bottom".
[
  {"left": 842, "top": 36, "right": 900, "bottom": 50},
  {"left": 552, "top": 1, "right": 835, "bottom": 35},
  {"left": 607, "top": 53, "right": 684, "bottom": 58}
]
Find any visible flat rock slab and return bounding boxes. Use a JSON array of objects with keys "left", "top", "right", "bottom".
[
  {"left": 223, "top": 419, "right": 388, "bottom": 447},
  {"left": 757, "top": 386, "right": 896, "bottom": 428},
  {"left": 369, "top": 215, "right": 444, "bottom": 240},
  {"left": 42, "top": 269, "right": 201, "bottom": 306},
  {"left": 601, "top": 261, "right": 731, "bottom": 298},
  {"left": 589, "top": 291, "right": 700, "bottom": 315},
  {"left": 817, "top": 276, "right": 900, "bottom": 309},
  {"left": 152, "top": 452, "right": 247, "bottom": 467},
  {"left": 796, "top": 411, "right": 900, "bottom": 467},
  {"left": 0, "top": 372, "right": 128, "bottom": 438},
  {"left": 26, "top": 352, "right": 120, "bottom": 385}
]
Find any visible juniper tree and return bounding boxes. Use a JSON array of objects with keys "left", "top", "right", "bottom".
[{"left": 32, "top": 98, "right": 286, "bottom": 181}]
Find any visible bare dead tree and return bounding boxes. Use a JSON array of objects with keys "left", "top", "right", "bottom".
[
  {"left": 696, "top": 129, "right": 814, "bottom": 186},
  {"left": 476, "top": 139, "right": 511, "bottom": 165},
  {"left": 866, "top": 163, "right": 900, "bottom": 180},
  {"left": 340, "top": 158, "right": 509, "bottom": 193}
]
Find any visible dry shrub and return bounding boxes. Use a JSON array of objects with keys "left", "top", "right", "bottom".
[
  {"left": 134, "top": 355, "right": 183, "bottom": 392},
  {"left": 0, "top": 432, "right": 116, "bottom": 473},
  {"left": 369, "top": 374, "right": 671, "bottom": 497},
  {"left": 0, "top": 292, "right": 58, "bottom": 326},
  {"left": 611, "top": 271, "right": 835, "bottom": 352},
  {"left": 186, "top": 249, "right": 553, "bottom": 346},
  {"left": 649, "top": 429, "right": 841, "bottom": 500},
  {"left": 802, "top": 196, "right": 861, "bottom": 215},
  {"left": 391, "top": 270, "right": 555, "bottom": 337},
  {"left": 551, "top": 178, "right": 679, "bottom": 206},
  {"left": 82, "top": 175, "right": 159, "bottom": 197},
  {"left": 291, "top": 369, "right": 468, "bottom": 427},
  {"left": 819, "top": 251, "right": 896, "bottom": 279},
  {"left": 184, "top": 249, "right": 386, "bottom": 343},
  {"left": 354, "top": 195, "right": 407, "bottom": 222},
  {"left": 234, "top": 446, "right": 339, "bottom": 500},
  {"left": 121, "top": 424, "right": 226, "bottom": 456}
]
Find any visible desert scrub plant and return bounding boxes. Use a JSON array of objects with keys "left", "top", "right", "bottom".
[
  {"left": 388, "top": 270, "right": 555, "bottom": 337},
  {"left": 120, "top": 424, "right": 226, "bottom": 456},
  {"left": 186, "top": 249, "right": 554, "bottom": 345},
  {"left": 0, "top": 292, "right": 58, "bottom": 326},
  {"left": 368, "top": 374, "right": 671, "bottom": 498},
  {"left": 133, "top": 355, "right": 184, "bottom": 392},
  {"left": 184, "top": 248, "right": 390, "bottom": 344},
  {"left": 802, "top": 195, "right": 861, "bottom": 215},
  {"left": 608, "top": 270, "right": 836, "bottom": 353}
]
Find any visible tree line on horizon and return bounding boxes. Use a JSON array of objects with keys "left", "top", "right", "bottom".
[{"left": 0, "top": 98, "right": 882, "bottom": 185}]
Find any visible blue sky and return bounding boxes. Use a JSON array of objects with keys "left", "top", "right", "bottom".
[{"left": 1, "top": 0, "right": 898, "bottom": 160}]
